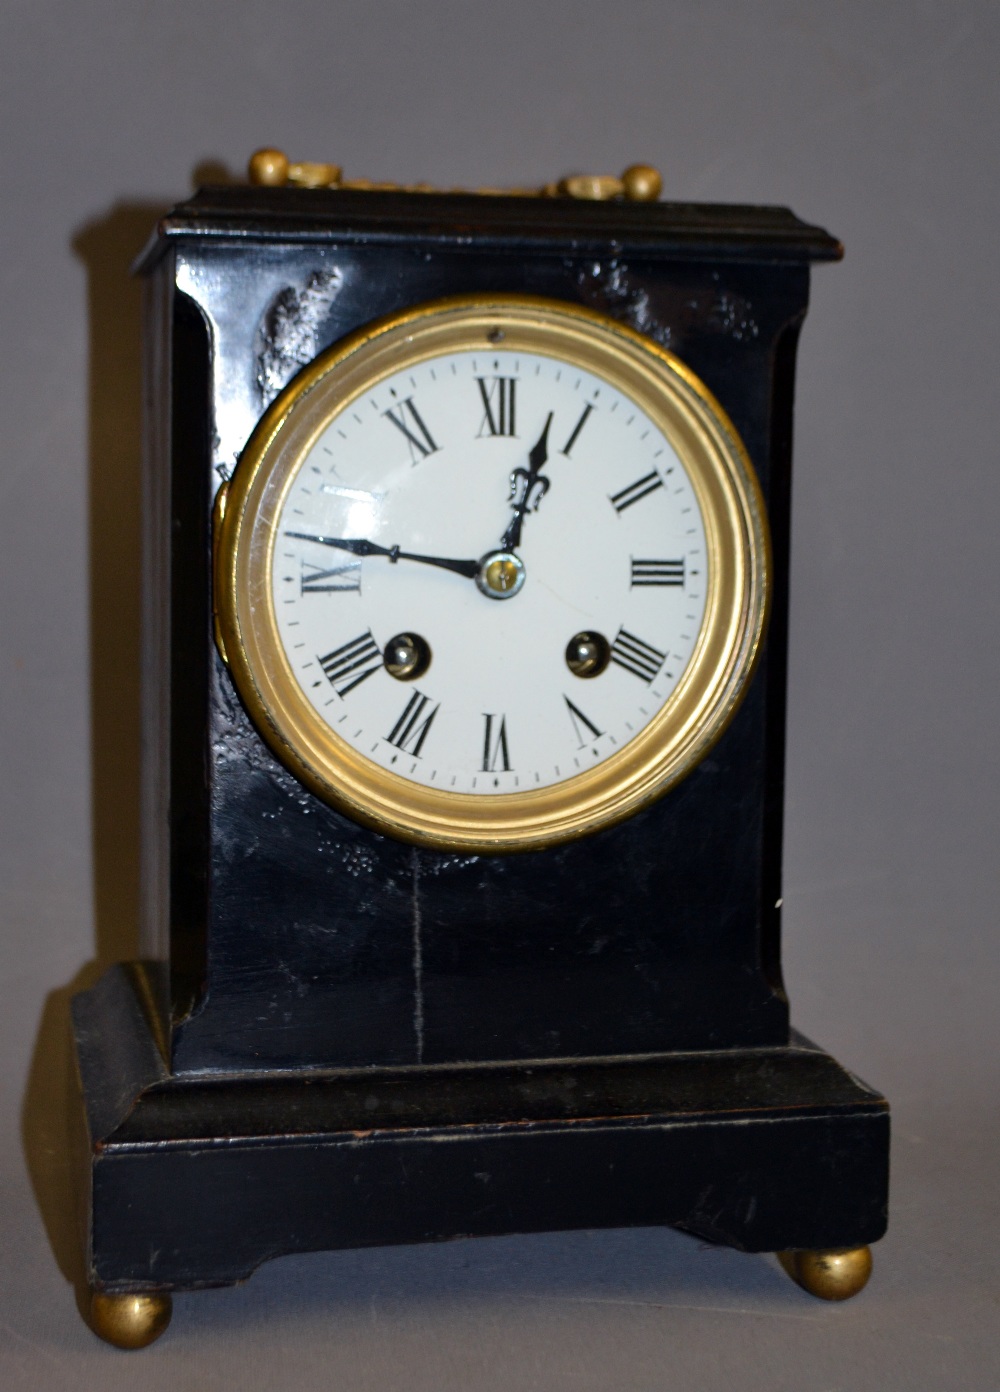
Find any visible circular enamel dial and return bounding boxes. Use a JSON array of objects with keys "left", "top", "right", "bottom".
[
  {"left": 272, "top": 346, "right": 708, "bottom": 794},
  {"left": 216, "top": 296, "right": 769, "bottom": 852}
]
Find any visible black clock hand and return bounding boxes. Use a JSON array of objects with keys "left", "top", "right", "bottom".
[
  {"left": 285, "top": 532, "right": 480, "bottom": 579},
  {"left": 501, "top": 412, "right": 553, "bottom": 551}
]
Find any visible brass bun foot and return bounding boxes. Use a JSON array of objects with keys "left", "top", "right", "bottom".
[
  {"left": 778, "top": 1246, "right": 873, "bottom": 1301},
  {"left": 88, "top": 1290, "right": 173, "bottom": 1349}
]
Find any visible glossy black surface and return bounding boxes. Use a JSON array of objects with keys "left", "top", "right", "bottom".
[
  {"left": 144, "top": 192, "right": 819, "bottom": 1071},
  {"left": 74, "top": 968, "right": 888, "bottom": 1290},
  {"left": 73, "top": 189, "right": 889, "bottom": 1291},
  {"left": 136, "top": 186, "right": 843, "bottom": 267}
]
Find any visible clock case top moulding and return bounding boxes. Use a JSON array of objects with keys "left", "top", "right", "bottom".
[{"left": 71, "top": 185, "right": 888, "bottom": 1299}]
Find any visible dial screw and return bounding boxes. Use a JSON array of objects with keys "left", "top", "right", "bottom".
[
  {"left": 566, "top": 631, "right": 610, "bottom": 678},
  {"left": 384, "top": 632, "right": 431, "bottom": 681}
]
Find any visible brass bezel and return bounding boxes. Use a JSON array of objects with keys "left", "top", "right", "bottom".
[{"left": 215, "top": 294, "right": 770, "bottom": 853}]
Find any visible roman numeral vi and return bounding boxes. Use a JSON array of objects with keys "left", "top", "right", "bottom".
[{"left": 481, "top": 713, "right": 511, "bottom": 771}]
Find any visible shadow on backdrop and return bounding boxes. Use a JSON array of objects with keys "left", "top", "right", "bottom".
[{"left": 21, "top": 201, "right": 167, "bottom": 1298}]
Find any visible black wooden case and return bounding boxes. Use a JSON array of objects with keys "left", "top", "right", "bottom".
[{"left": 72, "top": 187, "right": 888, "bottom": 1296}]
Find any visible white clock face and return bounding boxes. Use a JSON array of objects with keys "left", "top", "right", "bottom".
[
  {"left": 270, "top": 346, "right": 710, "bottom": 796},
  {"left": 220, "top": 296, "right": 767, "bottom": 851}
]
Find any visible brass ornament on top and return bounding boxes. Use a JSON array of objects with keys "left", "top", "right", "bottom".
[
  {"left": 247, "top": 146, "right": 664, "bottom": 203},
  {"left": 214, "top": 292, "right": 770, "bottom": 854}
]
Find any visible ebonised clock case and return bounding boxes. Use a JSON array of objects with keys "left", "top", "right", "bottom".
[{"left": 71, "top": 185, "right": 889, "bottom": 1299}]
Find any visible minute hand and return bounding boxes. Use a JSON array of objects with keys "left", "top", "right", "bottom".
[{"left": 285, "top": 532, "right": 480, "bottom": 579}]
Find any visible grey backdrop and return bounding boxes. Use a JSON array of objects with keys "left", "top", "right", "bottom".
[{"left": 2, "top": 3, "right": 998, "bottom": 1387}]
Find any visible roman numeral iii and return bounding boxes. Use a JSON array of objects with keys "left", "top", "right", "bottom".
[
  {"left": 481, "top": 713, "right": 511, "bottom": 771},
  {"left": 610, "top": 628, "right": 667, "bottom": 683},
  {"left": 630, "top": 558, "right": 685, "bottom": 587},
  {"left": 609, "top": 471, "right": 663, "bottom": 513},
  {"left": 386, "top": 691, "right": 439, "bottom": 757},
  {"left": 383, "top": 397, "right": 440, "bottom": 464},
  {"left": 476, "top": 377, "right": 517, "bottom": 437},
  {"left": 318, "top": 631, "right": 382, "bottom": 695}
]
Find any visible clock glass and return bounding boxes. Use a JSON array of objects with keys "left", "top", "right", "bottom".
[{"left": 216, "top": 296, "right": 769, "bottom": 851}]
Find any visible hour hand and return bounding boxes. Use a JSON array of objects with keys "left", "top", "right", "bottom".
[
  {"left": 285, "top": 532, "right": 480, "bottom": 579},
  {"left": 501, "top": 412, "right": 553, "bottom": 551}
]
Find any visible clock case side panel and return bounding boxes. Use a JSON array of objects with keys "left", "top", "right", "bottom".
[
  {"left": 758, "top": 314, "right": 806, "bottom": 1000},
  {"left": 143, "top": 212, "right": 818, "bottom": 1072},
  {"left": 138, "top": 255, "right": 213, "bottom": 1032},
  {"left": 138, "top": 265, "right": 170, "bottom": 984}
]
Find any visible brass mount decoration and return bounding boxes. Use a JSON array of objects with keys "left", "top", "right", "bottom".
[{"left": 248, "top": 146, "right": 663, "bottom": 203}]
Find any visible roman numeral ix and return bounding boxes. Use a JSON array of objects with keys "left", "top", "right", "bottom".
[
  {"left": 383, "top": 397, "right": 440, "bottom": 464},
  {"left": 610, "top": 628, "right": 667, "bottom": 684},
  {"left": 318, "top": 630, "right": 382, "bottom": 696},
  {"left": 386, "top": 690, "right": 439, "bottom": 757},
  {"left": 630, "top": 558, "right": 685, "bottom": 587},
  {"left": 610, "top": 471, "right": 664, "bottom": 513},
  {"left": 476, "top": 377, "right": 517, "bottom": 437},
  {"left": 301, "top": 559, "right": 362, "bottom": 594},
  {"left": 481, "top": 713, "right": 511, "bottom": 771}
]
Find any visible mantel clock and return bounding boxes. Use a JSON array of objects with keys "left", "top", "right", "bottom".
[{"left": 71, "top": 151, "right": 889, "bottom": 1347}]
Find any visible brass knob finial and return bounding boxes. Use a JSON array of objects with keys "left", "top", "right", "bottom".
[
  {"left": 249, "top": 148, "right": 342, "bottom": 189},
  {"left": 248, "top": 148, "right": 289, "bottom": 187},
  {"left": 621, "top": 164, "right": 663, "bottom": 202},
  {"left": 556, "top": 165, "right": 663, "bottom": 202},
  {"left": 246, "top": 148, "right": 662, "bottom": 202}
]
